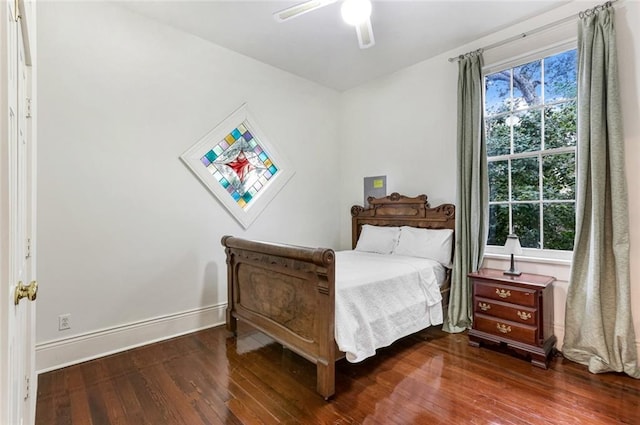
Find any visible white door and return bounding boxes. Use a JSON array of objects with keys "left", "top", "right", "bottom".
[{"left": 1, "top": 0, "right": 37, "bottom": 424}]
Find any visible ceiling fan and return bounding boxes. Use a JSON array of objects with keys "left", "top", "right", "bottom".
[{"left": 273, "top": 0, "right": 375, "bottom": 49}]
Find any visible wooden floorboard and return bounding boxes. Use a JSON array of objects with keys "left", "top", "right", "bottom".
[{"left": 36, "top": 324, "right": 640, "bottom": 424}]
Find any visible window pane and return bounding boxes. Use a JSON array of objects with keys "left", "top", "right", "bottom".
[
  {"left": 486, "top": 116, "right": 510, "bottom": 157},
  {"left": 545, "top": 101, "right": 577, "bottom": 149},
  {"left": 488, "top": 160, "right": 509, "bottom": 202},
  {"left": 513, "top": 60, "right": 542, "bottom": 109},
  {"left": 543, "top": 153, "right": 575, "bottom": 200},
  {"left": 485, "top": 71, "right": 511, "bottom": 116},
  {"left": 511, "top": 157, "right": 539, "bottom": 201},
  {"left": 544, "top": 203, "right": 575, "bottom": 250},
  {"left": 488, "top": 204, "right": 509, "bottom": 246},
  {"left": 544, "top": 50, "right": 577, "bottom": 102},
  {"left": 513, "top": 203, "right": 540, "bottom": 248},
  {"left": 513, "top": 109, "right": 541, "bottom": 153}
]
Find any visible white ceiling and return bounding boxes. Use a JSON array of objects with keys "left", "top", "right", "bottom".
[{"left": 120, "top": 0, "right": 570, "bottom": 91}]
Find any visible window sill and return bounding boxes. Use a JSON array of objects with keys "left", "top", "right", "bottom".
[
  {"left": 483, "top": 252, "right": 572, "bottom": 269},
  {"left": 482, "top": 253, "right": 572, "bottom": 281}
]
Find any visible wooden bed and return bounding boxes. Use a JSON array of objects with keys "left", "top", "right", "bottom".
[{"left": 222, "top": 193, "right": 455, "bottom": 399}]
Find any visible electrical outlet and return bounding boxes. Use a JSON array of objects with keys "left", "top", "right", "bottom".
[{"left": 58, "top": 314, "right": 71, "bottom": 331}]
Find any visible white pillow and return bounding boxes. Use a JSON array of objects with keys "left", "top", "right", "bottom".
[
  {"left": 354, "top": 225, "right": 400, "bottom": 254},
  {"left": 393, "top": 226, "right": 454, "bottom": 267}
]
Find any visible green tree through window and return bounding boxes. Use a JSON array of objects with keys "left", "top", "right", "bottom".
[{"left": 485, "top": 49, "right": 577, "bottom": 251}]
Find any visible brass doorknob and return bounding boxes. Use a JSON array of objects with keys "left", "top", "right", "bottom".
[{"left": 14, "top": 280, "right": 38, "bottom": 305}]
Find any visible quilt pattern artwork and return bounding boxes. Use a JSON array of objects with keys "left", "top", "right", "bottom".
[{"left": 181, "top": 104, "right": 294, "bottom": 228}]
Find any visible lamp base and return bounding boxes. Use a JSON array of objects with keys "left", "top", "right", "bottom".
[{"left": 504, "top": 253, "right": 521, "bottom": 276}]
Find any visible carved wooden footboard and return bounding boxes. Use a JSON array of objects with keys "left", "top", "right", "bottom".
[
  {"left": 222, "top": 193, "right": 455, "bottom": 400},
  {"left": 222, "top": 236, "right": 337, "bottom": 399}
]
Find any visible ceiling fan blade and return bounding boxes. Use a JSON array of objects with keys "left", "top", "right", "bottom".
[
  {"left": 355, "top": 18, "right": 375, "bottom": 49},
  {"left": 273, "top": 0, "right": 338, "bottom": 22}
]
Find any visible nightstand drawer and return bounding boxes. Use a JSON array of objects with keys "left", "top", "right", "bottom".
[
  {"left": 474, "top": 315, "right": 538, "bottom": 346},
  {"left": 474, "top": 297, "right": 537, "bottom": 325},
  {"left": 474, "top": 281, "right": 537, "bottom": 307}
]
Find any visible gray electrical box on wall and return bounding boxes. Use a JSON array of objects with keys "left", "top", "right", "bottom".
[{"left": 363, "top": 176, "right": 386, "bottom": 207}]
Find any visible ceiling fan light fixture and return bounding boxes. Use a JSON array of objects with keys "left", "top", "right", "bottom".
[{"left": 340, "top": 0, "right": 372, "bottom": 26}]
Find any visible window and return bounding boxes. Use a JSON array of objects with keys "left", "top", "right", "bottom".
[{"left": 484, "top": 49, "right": 577, "bottom": 253}]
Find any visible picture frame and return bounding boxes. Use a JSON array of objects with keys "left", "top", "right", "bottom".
[{"left": 180, "top": 104, "right": 294, "bottom": 228}]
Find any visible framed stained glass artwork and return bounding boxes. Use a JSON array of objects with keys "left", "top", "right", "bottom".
[{"left": 180, "top": 104, "right": 294, "bottom": 228}]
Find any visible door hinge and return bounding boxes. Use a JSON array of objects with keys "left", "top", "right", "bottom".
[
  {"left": 26, "top": 97, "right": 32, "bottom": 118},
  {"left": 25, "top": 237, "right": 31, "bottom": 259},
  {"left": 13, "top": 0, "right": 20, "bottom": 22},
  {"left": 24, "top": 376, "right": 30, "bottom": 401}
]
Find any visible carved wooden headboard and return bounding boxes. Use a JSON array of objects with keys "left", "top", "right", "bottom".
[{"left": 350, "top": 192, "right": 456, "bottom": 249}]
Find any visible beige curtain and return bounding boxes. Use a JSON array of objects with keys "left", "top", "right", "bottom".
[
  {"left": 443, "top": 52, "right": 488, "bottom": 333},
  {"left": 562, "top": 5, "right": 639, "bottom": 378}
]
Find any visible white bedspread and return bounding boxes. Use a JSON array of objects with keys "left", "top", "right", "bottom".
[{"left": 334, "top": 251, "right": 445, "bottom": 363}]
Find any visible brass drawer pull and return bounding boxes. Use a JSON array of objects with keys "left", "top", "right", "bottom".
[
  {"left": 478, "top": 302, "right": 491, "bottom": 311},
  {"left": 496, "top": 323, "right": 512, "bottom": 334},
  {"left": 496, "top": 288, "right": 511, "bottom": 298},
  {"left": 517, "top": 311, "right": 532, "bottom": 320}
]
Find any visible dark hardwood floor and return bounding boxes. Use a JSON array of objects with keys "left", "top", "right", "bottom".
[{"left": 36, "top": 323, "right": 640, "bottom": 424}]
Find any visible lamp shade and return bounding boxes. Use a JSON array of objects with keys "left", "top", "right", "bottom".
[{"left": 504, "top": 234, "right": 523, "bottom": 255}]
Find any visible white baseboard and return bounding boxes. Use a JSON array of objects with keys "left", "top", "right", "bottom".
[
  {"left": 35, "top": 303, "right": 226, "bottom": 374},
  {"left": 553, "top": 322, "right": 565, "bottom": 351}
]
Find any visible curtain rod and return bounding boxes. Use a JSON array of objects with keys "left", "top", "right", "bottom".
[{"left": 447, "top": 0, "right": 617, "bottom": 63}]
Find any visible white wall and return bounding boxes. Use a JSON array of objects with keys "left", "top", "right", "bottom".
[
  {"left": 339, "top": 0, "right": 640, "bottom": 355},
  {"left": 618, "top": 0, "right": 640, "bottom": 357},
  {"left": 338, "top": 56, "right": 458, "bottom": 235},
  {"left": 36, "top": 1, "right": 341, "bottom": 370}
]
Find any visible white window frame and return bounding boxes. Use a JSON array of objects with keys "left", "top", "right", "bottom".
[{"left": 483, "top": 40, "right": 577, "bottom": 263}]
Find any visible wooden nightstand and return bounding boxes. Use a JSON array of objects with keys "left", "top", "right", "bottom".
[{"left": 468, "top": 268, "right": 556, "bottom": 368}]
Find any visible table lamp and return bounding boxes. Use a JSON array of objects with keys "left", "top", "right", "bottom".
[{"left": 503, "top": 234, "right": 523, "bottom": 276}]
